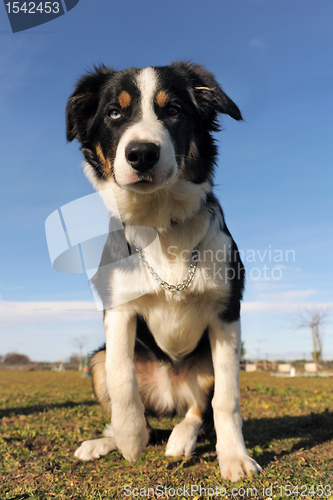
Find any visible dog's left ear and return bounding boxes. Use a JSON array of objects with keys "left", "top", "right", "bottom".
[{"left": 172, "top": 61, "right": 243, "bottom": 124}]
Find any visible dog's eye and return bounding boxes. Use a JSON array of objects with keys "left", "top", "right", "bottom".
[
  {"left": 168, "top": 105, "right": 181, "bottom": 116},
  {"left": 108, "top": 109, "right": 122, "bottom": 120}
]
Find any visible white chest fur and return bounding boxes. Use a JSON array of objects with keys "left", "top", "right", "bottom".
[
  {"left": 139, "top": 296, "right": 220, "bottom": 361},
  {"left": 110, "top": 217, "right": 234, "bottom": 361}
]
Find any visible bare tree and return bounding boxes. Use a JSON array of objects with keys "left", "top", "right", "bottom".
[
  {"left": 71, "top": 336, "right": 88, "bottom": 371},
  {"left": 292, "top": 308, "right": 330, "bottom": 372},
  {"left": 4, "top": 353, "right": 31, "bottom": 365}
]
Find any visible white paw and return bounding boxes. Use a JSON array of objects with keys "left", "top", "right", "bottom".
[
  {"left": 165, "top": 416, "right": 202, "bottom": 457},
  {"left": 74, "top": 437, "right": 117, "bottom": 461},
  {"left": 113, "top": 409, "right": 149, "bottom": 462},
  {"left": 115, "top": 426, "right": 149, "bottom": 462},
  {"left": 219, "top": 455, "right": 262, "bottom": 482}
]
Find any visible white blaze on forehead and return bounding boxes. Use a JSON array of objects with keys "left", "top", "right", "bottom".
[
  {"left": 112, "top": 66, "right": 178, "bottom": 191},
  {"left": 136, "top": 67, "right": 159, "bottom": 122}
]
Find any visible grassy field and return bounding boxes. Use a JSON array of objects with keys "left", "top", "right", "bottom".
[{"left": 0, "top": 371, "right": 332, "bottom": 500}]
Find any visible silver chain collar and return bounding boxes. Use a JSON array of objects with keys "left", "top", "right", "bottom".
[{"left": 136, "top": 246, "right": 199, "bottom": 292}]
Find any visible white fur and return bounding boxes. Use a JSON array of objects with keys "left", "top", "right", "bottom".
[
  {"left": 136, "top": 67, "right": 158, "bottom": 122},
  {"left": 209, "top": 319, "right": 262, "bottom": 481},
  {"left": 165, "top": 410, "right": 202, "bottom": 457},
  {"left": 74, "top": 437, "right": 117, "bottom": 461},
  {"left": 113, "top": 68, "right": 178, "bottom": 191},
  {"left": 84, "top": 160, "right": 211, "bottom": 229},
  {"left": 103, "top": 307, "right": 149, "bottom": 462}
]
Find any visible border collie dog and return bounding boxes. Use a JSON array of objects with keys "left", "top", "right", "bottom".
[{"left": 66, "top": 62, "right": 262, "bottom": 481}]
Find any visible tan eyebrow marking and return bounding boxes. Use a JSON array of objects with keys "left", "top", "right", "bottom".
[
  {"left": 155, "top": 90, "right": 168, "bottom": 107},
  {"left": 118, "top": 91, "right": 131, "bottom": 108}
]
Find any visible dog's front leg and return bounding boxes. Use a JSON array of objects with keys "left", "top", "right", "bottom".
[
  {"left": 209, "top": 318, "right": 262, "bottom": 481},
  {"left": 104, "top": 308, "right": 148, "bottom": 462}
]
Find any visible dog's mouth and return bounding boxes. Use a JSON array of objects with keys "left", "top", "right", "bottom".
[
  {"left": 117, "top": 164, "right": 177, "bottom": 193},
  {"left": 130, "top": 172, "right": 155, "bottom": 186},
  {"left": 134, "top": 176, "right": 154, "bottom": 184},
  {"left": 125, "top": 177, "right": 161, "bottom": 193},
  {"left": 126, "top": 169, "right": 161, "bottom": 186}
]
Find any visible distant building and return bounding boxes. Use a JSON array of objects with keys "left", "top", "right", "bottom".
[
  {"left": 304, "top": 362, "right": 317, "bottom": 373},
  {"left": 278, "top": 363, "right": 293, "bottom": 373},
  {"left": 245, "top": 363, "right": 257, "bottom": 372}
]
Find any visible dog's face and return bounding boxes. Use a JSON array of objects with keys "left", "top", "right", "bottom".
[{"left": 66, "top": 62, "right": 242, "bottom": 194}]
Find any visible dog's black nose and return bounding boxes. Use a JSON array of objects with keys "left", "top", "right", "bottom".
[{"left": 125, "top": 142, "right": 160, "bottom": 171}]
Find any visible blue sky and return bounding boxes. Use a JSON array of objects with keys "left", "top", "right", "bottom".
[{"left": 0, "top": 0, "right": 332, "bottom": 362}]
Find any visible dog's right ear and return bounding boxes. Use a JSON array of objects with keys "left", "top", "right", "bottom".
[{"left": 66, "top": 66, "right": 115, "bottom": 143}]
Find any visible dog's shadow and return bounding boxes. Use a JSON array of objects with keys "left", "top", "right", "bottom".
[
  {"left": 0, "top": 400, "right": 98, "bottom": 418},
  {"left": 242, "top": 410, "right": 333, "bottom": 465},
  {"left": 149, "top": 410, "right": 333, "bottom": 466}
]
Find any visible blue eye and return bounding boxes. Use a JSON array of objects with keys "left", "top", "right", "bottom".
[{"left": 109, "top": 109, "right": 122, "bottom": 120}]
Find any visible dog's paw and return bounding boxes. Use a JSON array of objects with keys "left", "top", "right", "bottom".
[
  {"left": 165, "top": 416, "right": 201, "bottom": 457},
  {"left": 219, "top": 455, "right": 262, "bottom": 482},
  {"left": 113, "top": 412, "right": 149, "bottom": 463},
  {"left": 74, "top": 437, "right": 117, "bottom": 461},
  {"left": 116, "top": 428, "right": 149, "bottom": 463}
]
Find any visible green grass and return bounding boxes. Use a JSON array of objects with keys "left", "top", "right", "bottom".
[{"left": 0, "top": 371, "right": 332, "bottom": 499}]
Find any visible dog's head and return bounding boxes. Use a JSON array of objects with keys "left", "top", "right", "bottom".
[{"left": 66, "top": 62, "right": 242, "bottom": 195}]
